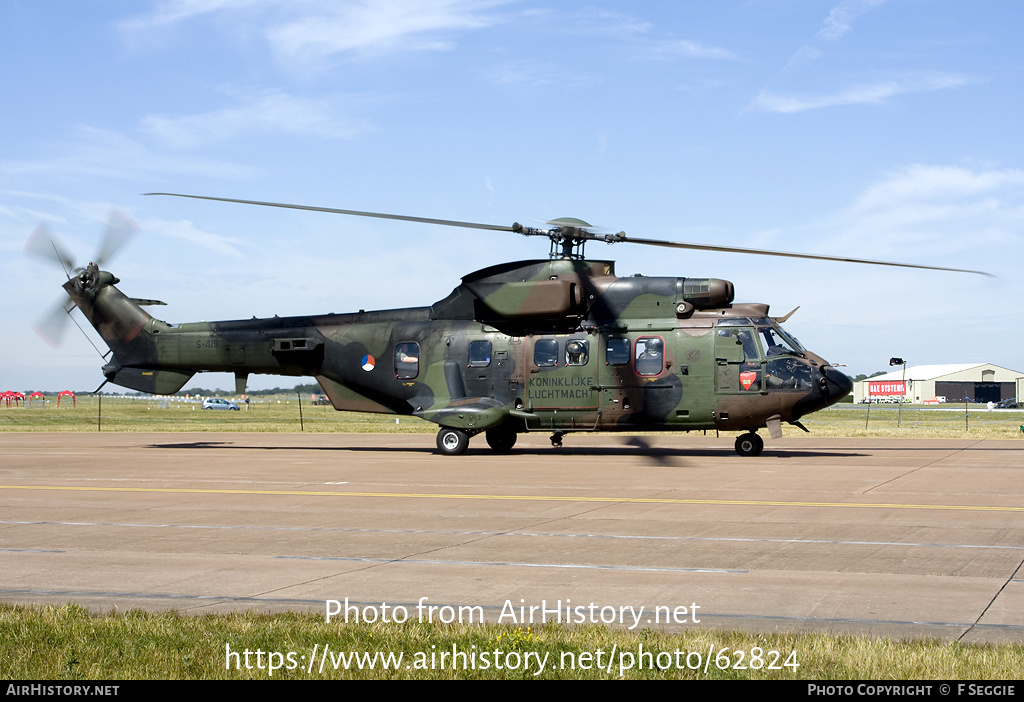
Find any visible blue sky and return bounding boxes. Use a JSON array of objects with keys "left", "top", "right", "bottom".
[{"left": 2, "top": 0, "right": 1021, "bottom": 392}]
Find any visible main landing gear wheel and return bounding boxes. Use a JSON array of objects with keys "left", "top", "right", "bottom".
[
  {"left": 436, "top": 428, "right": 470, "bottom": 456},
  {"left": 734, "top": 432, "right": 764, "bottom": 457},
  {"left": 485, "top": 427, "right": 517, "bottom": 453}
]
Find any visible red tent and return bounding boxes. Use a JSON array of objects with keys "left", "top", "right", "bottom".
[{"left": 2, "top": 391, "right": 25, "bottom": 407}]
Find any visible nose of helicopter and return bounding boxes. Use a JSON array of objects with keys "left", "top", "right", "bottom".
[{"left": 821, "top": 366, "right": 853, "bottom": 402}]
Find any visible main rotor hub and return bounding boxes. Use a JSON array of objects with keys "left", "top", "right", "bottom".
[{"left": 546, "top": 218, "right": 591, "bottom": 260}]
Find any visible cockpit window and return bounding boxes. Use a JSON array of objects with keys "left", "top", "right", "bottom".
[
  {"left": 760, "top": 327, "right": 801, "bottom": 357},
  {"left": 748, "top": 317, "right": 805, "bottom": 357},
  {"left": 717, "top": 327, "right": 763, "bottom": 391},
  {"left": 736, "top": 329, "right": 760, "bottom": 361},
  {"left": 766, "top": 357, "right": 816, "bottom": 390},
  {"left": 773, "top": 324, "right": 805, "bottom": 354}
]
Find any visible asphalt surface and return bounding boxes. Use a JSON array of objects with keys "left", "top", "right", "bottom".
[{"left": 1, "top": 432, "right": 1022, "bottom": 643}]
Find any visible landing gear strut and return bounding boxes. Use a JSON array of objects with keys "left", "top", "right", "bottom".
[
  {"left": 734, "top": 432, "right": 764, "bottom": 457},
  {"left": 550, "top": 431, "right": 565, "bottom": 448}
]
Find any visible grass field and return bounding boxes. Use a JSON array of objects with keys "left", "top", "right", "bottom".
[
  {"left": 3, "top": 394, "right": 1024, "bottom": 439},
  {"left": 3, "top": 605, "right": 1022, "bottom": 680}
]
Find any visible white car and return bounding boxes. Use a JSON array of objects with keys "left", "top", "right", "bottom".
[{"left": 201, "top": 397, "right": 239, "bottom": 411}]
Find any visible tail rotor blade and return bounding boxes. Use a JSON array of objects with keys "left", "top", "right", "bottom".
[
  {"left": 95, "top": 209, "right": 139, "bottom": 267},
  {"left": 24, "top": 223, "right": 76, "bottom": 275},
  {"left": 34, "top": 296, "right": 74, "bottom": 348},
  {"left": 27, "top": 209, "right": 139, "bottom": 349}
]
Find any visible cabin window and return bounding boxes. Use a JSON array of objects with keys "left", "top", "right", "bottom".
[
  {"left": 394, "top": 342, "right": 419, "bottom": 379},
  {"left": 634, "top": 336, "right": 664, "bottom": 376},
  {"left": 468, "top": 340, "right": 492, "bottom": 368},
  {"left": 534, "top": 339, "right": 558, "bottom": 367},
  {"left": 606, "top": 337, "right": 630, "bottom": 365},
  {"left": 565, "top": 340, "right": 589, "bottom": 366}
]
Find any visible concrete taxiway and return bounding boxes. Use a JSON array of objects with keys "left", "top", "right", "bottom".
[{"left": 1, "top": 432, "right": 1022, "bottom": 643}]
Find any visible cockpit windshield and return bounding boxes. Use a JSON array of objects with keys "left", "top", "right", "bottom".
[
  {"left": 715, "top": 317, "right": 814, "bottom": 393},
  {"left": 751, "top": 318, "right": 805, "bottom": 357}
]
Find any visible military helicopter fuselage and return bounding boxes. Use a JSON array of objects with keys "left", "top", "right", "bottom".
[{"left": 64, "top": 252, "right": 853, "bottom": 457}]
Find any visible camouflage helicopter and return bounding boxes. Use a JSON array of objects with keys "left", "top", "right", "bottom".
[{"left": 32, "top": 194, "right": 989, "bottom": 456}]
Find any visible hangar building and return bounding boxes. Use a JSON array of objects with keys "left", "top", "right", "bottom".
[{"left": 852, "top": 363, "right": 1024, "bottom": 404}]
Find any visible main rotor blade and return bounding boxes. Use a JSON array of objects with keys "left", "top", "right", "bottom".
[
  {"left": 146, "top": 192, "right": 992, "bottom": 276},
  {"left": 616, "top": 234, "right": 994, "bottom": 277},
  {"left": 145, "top": 193, "right": 516, "bottom": 233}
]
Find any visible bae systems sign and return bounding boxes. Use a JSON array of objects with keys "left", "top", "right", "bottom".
[{"left": 868, "top": 380, "right": 906, "bottom": 396}]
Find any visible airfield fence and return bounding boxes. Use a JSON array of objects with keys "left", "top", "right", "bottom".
[
  {"left": 1, "top": 396, "right": 1023, "bottom": 438},
  {"left": 0, "top": 395, "right": 428, "bottom": 433},
  {"left": 797, "top": 405, "right": 1024, "bottom": 438}
]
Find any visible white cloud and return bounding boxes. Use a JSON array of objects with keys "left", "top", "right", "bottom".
[
  {"left": 854, "top": 165, "right": 1024, "bottom": 211},
  {"left": 751, "top": 72, "right": 968, "bottom": 113},
  {"left": 0, "top": 190, "right": 81, "bottom": 228},
  {"left": 817, "top": 0, "right": 889, "bottom": 41},
  {"left": 821, "top": 164, "right": 1024, "bottom": 263},
  {"left": 0, "top": 127, "right": 258, "bottom": 182},
  {"left": 641, "top": 39, "right": 737, "bottom": 61},
  {"left": 120, "top": 0, "right": 507, "bottom": 64},
  {"left": 483, "top": 61, "right": 595, "bottom": 88},
  {"left": 781, "top": 45, "right": 822, "bottom": 72},
  {"left": 266, "top": 0, "right": 505, "bottom": 64},
  {"left": 560, "top": 7, "right": 652, "bottom": 38},
  {"left": 141, "top": 91, "right": 369, "bottom": 149},
  {"left": 144, "top": 217, "right": 248, "bottom": 257},
  {"left": 120, "top": 0, "right": 272, "bottom": 31}
]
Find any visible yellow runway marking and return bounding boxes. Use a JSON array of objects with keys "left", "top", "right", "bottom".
[{"left": 1, "top": 484, "right": 1021, "bottom": 513}]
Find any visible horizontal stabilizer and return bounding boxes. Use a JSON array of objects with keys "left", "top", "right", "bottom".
[{"left": 104, "top": 366, "right": 195, "bottom": 395}]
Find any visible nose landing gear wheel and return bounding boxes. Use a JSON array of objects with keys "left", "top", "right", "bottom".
[
  {"left": 436, "top": 428, "right": 470, "bottom": 455},
  {"left": 734, "top": 432, "right": 764, "bottom": 457}
]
